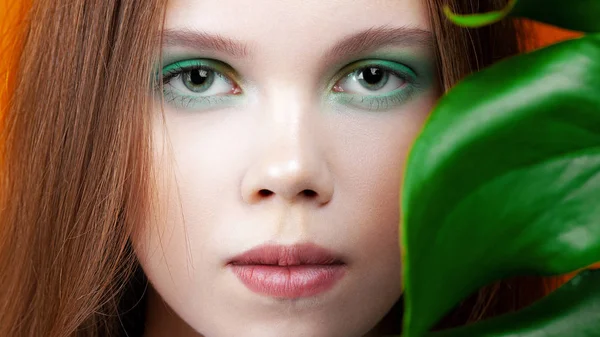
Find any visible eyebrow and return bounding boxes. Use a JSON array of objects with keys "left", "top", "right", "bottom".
[
  {"left": 160, "top": 26, "right": 433, "bottom": 60},
  {"left": 325, "top": 26, "right": 434, "bottom": 60},
  {"left": 161, "top": 29, "right": 250, "bottom": 58}
]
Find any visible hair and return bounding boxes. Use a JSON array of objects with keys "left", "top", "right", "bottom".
[
  {"left": 0, "top": 1, "right": 165, "bottom": 336},
  {"left": 0, "top": 0, "right": 560, "bottom": 336}
]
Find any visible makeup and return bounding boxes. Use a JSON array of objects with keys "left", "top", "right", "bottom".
[{"left": 328, "top": 54, "right": 436, "bottom": 112}]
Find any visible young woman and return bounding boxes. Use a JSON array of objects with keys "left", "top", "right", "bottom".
[{"left": 0, "top": 0, "right": 550, "bottom": 336}]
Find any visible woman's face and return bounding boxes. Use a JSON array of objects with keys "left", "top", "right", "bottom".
[{"left": 136, "top": 0, "right": 439, "bottom": 336}]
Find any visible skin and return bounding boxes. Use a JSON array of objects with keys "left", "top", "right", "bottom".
[{"left": 135, "top": 0, "right": 440, "bottom": 336}]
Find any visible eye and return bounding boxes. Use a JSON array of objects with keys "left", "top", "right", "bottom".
[
  {"left": 333, "top": 61, "right": 415, "bottom": 96},
  {"left": 328, "top": 60, "right": 421, "bottom": 111},
  {"left": 160, "top": 59, "right": 241, "bottom": 108}
]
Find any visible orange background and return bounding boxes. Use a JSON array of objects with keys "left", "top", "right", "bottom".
[
  {"left": 531, "top": 22, "right": 582, "bottom": 47},
  {"left": 0, "top": 1, "right": 29, "bottom": 116}
]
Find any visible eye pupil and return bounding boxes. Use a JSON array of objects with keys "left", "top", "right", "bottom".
[
  {"left": 362, "top": 67, "right": 384, "bottom": 85},
  {"left": 190, "top": 69, "right": 209, "bottom": 85}
]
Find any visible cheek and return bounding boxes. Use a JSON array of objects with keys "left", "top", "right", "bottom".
[
  {"left": 333, "top": 91, "right": 436, "bottom": 225},
  {"left": 329, "top": 90, "right": 438, "bottom": 274},
  {"left": 132, "top": 121, "right": 215, "bottom": 302},
  {"left": 313, "top": 90, "right": 439, "bottom": 326}
]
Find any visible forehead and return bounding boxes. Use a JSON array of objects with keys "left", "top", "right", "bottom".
[{"left": 164, "top": 0, "right": 431, "bottom": 50}]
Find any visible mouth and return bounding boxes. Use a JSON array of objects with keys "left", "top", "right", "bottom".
[{"left": 227, "top": 243, "right": 347, "bottom": 299}]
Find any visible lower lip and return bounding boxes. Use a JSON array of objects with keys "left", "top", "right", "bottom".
[{"left": 229, "top": 264, "right": 346, "bottom": 299}]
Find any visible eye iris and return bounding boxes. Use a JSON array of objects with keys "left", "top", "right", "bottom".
[
  {"left": 183, "top": 68, "right": 214, "bottom": 93},
  {"left": 358, "top": 67, "right": 389, "bottom": 91}
]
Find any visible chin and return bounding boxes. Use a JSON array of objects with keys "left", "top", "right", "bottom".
[
  {"left": 180, "top": 287, "right": 395, "bottom": 337},
  {"left": 193, "top": 317, "right": 378, "bottom": 337}
]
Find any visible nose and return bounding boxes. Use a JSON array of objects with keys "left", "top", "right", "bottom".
[
  {"left": 241, "top": 149, "right": 334, "bottom": 205},
  {"left": 240, "top": 96, "right": 334, "bottom": 206}
]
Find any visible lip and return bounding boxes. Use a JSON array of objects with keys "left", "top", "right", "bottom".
[{"left": 227, "top": 243, "right": 346, "bottom": 299}]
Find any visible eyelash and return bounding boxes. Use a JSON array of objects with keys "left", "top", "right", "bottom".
[
  {"left": 345, "top": 92, "right": 413, "bottom": 111},
  {"left": 162, "top": 65, "right": 207, "bottom": 83},
  {"left": 158, "top": 60, "right": 420, "bottom": 111}
]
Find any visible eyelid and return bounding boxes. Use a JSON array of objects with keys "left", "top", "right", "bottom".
[
  {"left": 161, "top": 59, "right": 239, "bottom": 84},
  {"left": 331, "top": 59, "right": 418, "bottom": 90}
]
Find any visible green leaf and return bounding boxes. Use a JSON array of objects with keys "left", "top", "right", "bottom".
[
  {"left": 444, "top": 0, "right": 600, "bottom": 32},
  {"left": 443, "top": 0, "right": 517, "bottom": 28},
  {"left": 427, "top": 270, "right": 600, "bottom": 337},
  {"left": 401, "top": 34, "right": 600, "bottom": 337}
]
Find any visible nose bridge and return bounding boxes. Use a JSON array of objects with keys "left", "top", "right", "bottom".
[{"left": 241, "top": 87, "right": 334, "bottom": 205}]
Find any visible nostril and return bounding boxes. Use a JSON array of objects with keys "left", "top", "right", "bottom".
[
  {"left": 258, "top": 189, "right": 273, "bottom": 197},
  {"left": 256, "top": 189, "right": 318, "bottom": 199},
  {"left": 301, "top": 189, "right": 317, "bottom": 198}
]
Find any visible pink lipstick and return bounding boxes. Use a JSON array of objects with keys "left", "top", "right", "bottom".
[{"left": 227, "top": 243, "right": 346, "bottom": 299}]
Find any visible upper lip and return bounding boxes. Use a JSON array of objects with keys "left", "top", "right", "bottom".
[{"left": 228, "top": 243, "right": 345, "bottom": 266}]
